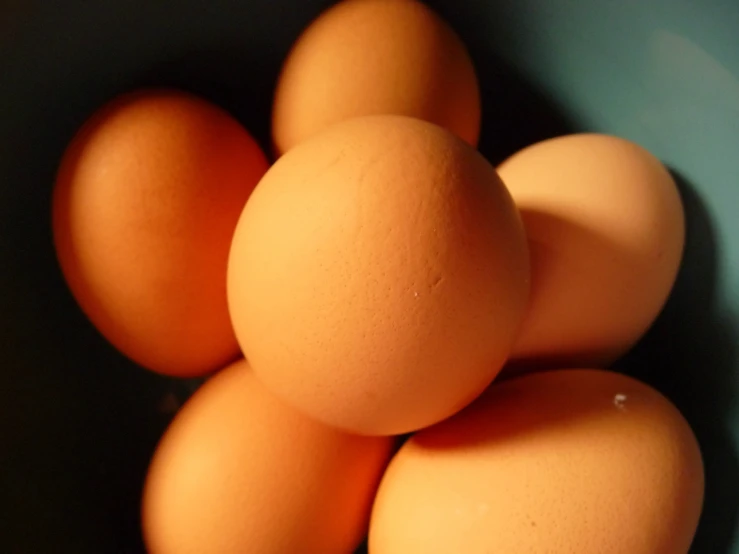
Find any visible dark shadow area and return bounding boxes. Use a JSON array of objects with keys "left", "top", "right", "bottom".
[
  {"left": 119, "top": 1, "right": 336, "bottom": 160},
  {"left": 474, "top": 56, "right": 575, "bottom": 166},
  {"left": 0, "top": 72, "right": 200, "bottom": 552},
  {"left": 125, "top": 45, "right": 280, "bottom": 160},
  {"left": 425, "top": 0, "right": 575, "bottom": 166},
  {"left": 614, "top": 173, "right": 739, "bottom": 553}
]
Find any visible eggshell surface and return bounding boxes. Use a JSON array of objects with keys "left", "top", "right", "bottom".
[
  {"left": 227, "top": 115, "right": 530, "bottom": 436},
  {"left": 52, "top": 90, "right": 268, "bottom": 377},
  {"left": 369, "top": 369, "right": 704, "bottom": 554},
  {"left": 497, "top": 133, "right": 685, "bottom": 368},
  {"left": 142, "top": 359, "right": 393, "bottom": 554},
  {"left": 271, "top": 0, "right": 481, "bottom": 155}
]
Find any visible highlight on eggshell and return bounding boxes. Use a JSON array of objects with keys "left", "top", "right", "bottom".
[
  {"left": 271, "top": 0, "right": 481, "bottom": 155},
  {"left": 52, "top": 89, "right": 269, "bottom": 377},
  {"left": 142, "top": 359, "right": 394, "bottom": 554},
  {"left": 497, "top": 133, "right": 685, "bottom": 370},
  {"left": 369, "top": 368, "right": 704, "bottom": 554},
  {"left": 227, "top": 114, "right": 530, "bottom": 436}
]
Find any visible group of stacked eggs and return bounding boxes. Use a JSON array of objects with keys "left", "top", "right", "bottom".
[{"left": 52, "top": 0, "right": 704, "bottom": 553}]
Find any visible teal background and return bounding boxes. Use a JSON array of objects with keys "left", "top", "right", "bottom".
[{"left": 0, "top": 0, "right": 736, "bottom": 552}]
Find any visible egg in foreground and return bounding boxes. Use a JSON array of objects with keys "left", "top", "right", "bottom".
[
  {"left": 228, "top": 115, "right": 529, "bottom": 436},
  {"left": 142, "top": 359, "right": 393, "bottom": 554},
  {"left": 369, "top": 369, "right": 704, "bottom": 554}
]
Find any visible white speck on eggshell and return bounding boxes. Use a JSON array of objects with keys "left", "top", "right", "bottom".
[{"left": 613, "top": 393, "right": 627, "bottom": 411}]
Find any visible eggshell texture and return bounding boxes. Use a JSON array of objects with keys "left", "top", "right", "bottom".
[
  {"left": 369, "top": 369, "right": 704, "bottom": 554},
  {"left": 227, "top": 115, "right": 530, "bottom": 436},
  {"left": 497, "top": 133, "right": 685, "bottom": 369},
  {"left": 271, "top": 0, "right": 481, "bottom": 155},
  {"left": 142, "top": 359, "right": 393, "bottom": 554},
  {"left": 53, "top": 90, "right": 268, "bottom": 377}
]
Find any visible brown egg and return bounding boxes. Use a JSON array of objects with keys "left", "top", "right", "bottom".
[
  {"left": 227, "top": 115, "right": 529, "bottom": 436},
  {"left": 369, "top": 369, "right": 704, "bottom": 554},
  {"left": 142, "top": 359, "right": 393, "bottom": 554},
  {"left": 52, "top": 89, "right": 268, "bottom": 377},
  {"left": 497, "top": 133, "right": 685, "bottom": 369},
  {"left": 271, "top": 0, "right": 480, "bottom": 155}
]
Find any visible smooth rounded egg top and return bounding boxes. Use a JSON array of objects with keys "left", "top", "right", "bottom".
[
  {"left": 142, "top": 359, "right": 393, "bottom": 554},
  {"left": 228, "top": 115, "right": 529, "bottom": 436},
  {"left": 271, "top": 0, "right": 481, "bottom": 155},
  {"left": 497, "top": 133, "right": 685, "bottom": 369},
  {"left": 369, "top": 369, "right": 704, "bottom": 554},
  {"left": 52, "top": 89, "right": 268, "bottom": 377}
]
